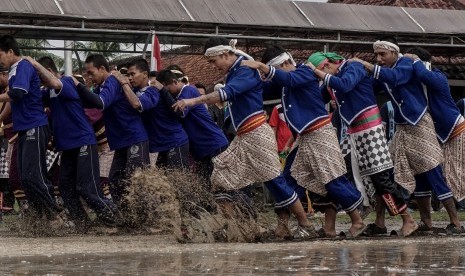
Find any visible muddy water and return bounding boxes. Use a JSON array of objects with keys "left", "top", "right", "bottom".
[{"left": 1, "top": 236, "right": 465, "bottom": 275}]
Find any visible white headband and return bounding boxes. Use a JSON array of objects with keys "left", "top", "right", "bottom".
[
  {"left": 204, "top": 39, "right": 254, "bottom": 60},
  {"left": 266, "top": 52, "right": 296, "bottom": 67},
  {"left": 170, "top": 69, "right": 188, "bottom": 82},
  {"left": 373, "top": 40, "right": 400, "bottom": 53}
]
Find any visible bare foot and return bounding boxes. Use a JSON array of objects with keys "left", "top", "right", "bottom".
[
  {"left": 298, "top": 221, "right": 315, "bottom": 229},
  {"left": 401, "top": 221, "right": 419, "bottom": 237},
  {"left": 321, "top": 227, "right": 337, "bottom": 238},
  {"left": 274, "top": 224, "right": 291, "bottom": 239},
  {"left": 348, "top": 222, "right": 366, "bottom": 237}
]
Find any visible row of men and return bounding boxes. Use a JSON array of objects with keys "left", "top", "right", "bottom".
[
  {"left": 0, "top": 35, "right": 236, "bottom": 229},
  {"left": 170, "top": 36, "right": 465, "bottom": 239},
  {"left": 0, "top": 34, "right": 463, "bottom": 239}
]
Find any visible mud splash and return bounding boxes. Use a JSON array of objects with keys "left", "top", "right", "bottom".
[{"left": 124, "top": 167, "right": 262, "bottom": 243}]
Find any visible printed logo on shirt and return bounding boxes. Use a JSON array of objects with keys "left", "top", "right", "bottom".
[
  {"left": 79, "top": 145, "right": 88, "bottom": 157},
  {"left": 26, "top": 128, "right": 36, "bottom": 140},
  {"left": 129, "top": 145, "right": 140, "bottom": 159}
]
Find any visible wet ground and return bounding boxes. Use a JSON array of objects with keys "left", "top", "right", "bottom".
[{"left": 2, "top": 235, "right": 465, "bottom": 275}]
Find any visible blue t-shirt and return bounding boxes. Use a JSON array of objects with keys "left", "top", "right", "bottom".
[
  {"left": 98, "top": 75, "right": 148, "bottom": 150},
  {"left": 137, "top": 86, "right": 188, "bottom": 153},
  {"left": 177, "top": 85, "right": 228, "bottom": 160},
  {"left": 9, "top": 59, "right": 48, "bottom": 131},
  {"left": 43, "top": 76, "right": 96, "bottom": 151}
]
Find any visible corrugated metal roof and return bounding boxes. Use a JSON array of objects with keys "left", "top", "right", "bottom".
[
  {"left": 0, "top": 0, "right": 465, "bottom": 40},
  {"left": 0, "top": 0, "right": 61, "bottom": 15},
  {"left": 60, "top": 0, "right": 191, "bottom": 21},
  {"left": 404, "top": 8, "right": 465, "bottom": 33},
  {"left": 293, "top": 2, "right": 424, "bottom": 33},
  {"left": 183, "top": 0, "right": 310, "bottom": 27},
  {"left": 0, "top": 0, "right": 464, "bottom": 35}
]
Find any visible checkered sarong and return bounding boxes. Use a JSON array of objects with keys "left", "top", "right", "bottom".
[
  {"left": 46, "top": 149, "right": 59, "bottom": 172},
  {"left": 339, "top": 136, "right": 351, "bottom": 157},
  {"left": 0, "top": 137, "right": 8, "bottom": 178},
  {"left": 349, "top": 124, "right": 393, "bottom": 177}
]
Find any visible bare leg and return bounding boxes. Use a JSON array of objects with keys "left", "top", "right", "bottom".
[
  {"left": 347, "top": 209, "right": 365, "bottom": 236},
  {"left": 416, "top": 197, "right": 433, "bottom": 228},
  {"left": 442, "top": 198, "right": 461, "bottom": 227},
  {"left": 374, "top": 195, "right": 386, "bottom": 228},
  {"left": 288, "top": 199, "right": 313, "bottom": 227},
  {"left": 323, "top": 206, "right": 337, "bottom": 237},
  {"left": 275, "top": 209, "right": 291, "bottom": 238},
  {"left": 399, "top": 210, "right": 417, "bottom": 236}
]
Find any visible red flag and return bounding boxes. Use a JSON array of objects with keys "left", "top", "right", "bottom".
[{"left": 151, "top": 34, "right": 161, "bottom": 71}]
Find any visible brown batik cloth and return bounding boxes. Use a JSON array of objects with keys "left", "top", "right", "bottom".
[
  {"left": 98, "top": 143, "right": 114, "bottom": 178},
  {"left": 211, "top": 123, "right": 281, "bottom": 191},
  {"left": 443, "top": 118, "right": 465, "bottom": 201},
  {"left": 390, "top": 113, "right": 443, "bottom": 194},
  {"left": 291, "top": 124, "right": 347, "bottom": 197}
]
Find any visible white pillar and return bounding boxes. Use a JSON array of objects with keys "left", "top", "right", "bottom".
[{"left": 64, "top": 40, "right": 73, "bottom": 76}]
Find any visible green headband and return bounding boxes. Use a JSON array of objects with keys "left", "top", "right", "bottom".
[{"left": 307, "top": 52, "right": 345, "bottom": 67}]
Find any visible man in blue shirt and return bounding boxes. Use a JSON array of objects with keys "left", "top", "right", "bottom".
[
  {"left": 112, "top": 59, "right": 189, "bottom": 170},
  {"left": 173, "top": 37, "right": 318, "bottom": 239},
  {"left": 25, "top": 56, "right": 120, "bottom": 227},
  {"left": 353, "top": 37, "right": 462, "bottom": 234},
  {"left": 74, "top": 54, "right": 150, "bottom": 208},
  {"left": 157, "top": 69, "right": 229, "bottom": 184},
  {"left": 0, "top": 35, "right": 66, "bottom": 227},
  {"left": 404, "top": 47, "right": 465, "bottom": 233}
]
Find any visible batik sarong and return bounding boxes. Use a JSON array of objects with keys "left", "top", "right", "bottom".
[
  {"left": 291, "top": 123, "right": 347, "bottom": 197},
  {"left": 391, "top": 113, "right": 443, "bottom": 194},
  {"left": 211, "top": 123, "right": 281, "bottom": 191},
  {"left": 98, "top": 142, "right": 114, "bottom": 178},
  {"left": 443, "top": 117, "right": 465, "bottom": 201}
]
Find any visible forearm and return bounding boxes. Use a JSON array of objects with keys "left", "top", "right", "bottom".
[
  {"left": 0, "top": 102, "right": 11, "bottom": 122},
  {"left": 0, "top": 92, "right": 12, "bottom": 102},
  {"left": 313, "top": 68, "right": 326, "bottom": 80},
  {"left": 196, "top": 91, "right": 221, "bottom": 105},
  {"left": 361, "top": 61, "right": 375, "bottom": 73},
  {"left": 76, "top": 83, "right": 104, "bottom": 109},
  {"left": 259, "top": 63, "right": 270, "bottom": 75},
  {"left": 122, "top": 84, "right": 141, "bottom": 110},
  {"left": 160, "top": 89, "right": 183, "bottom": 118},
  {"left": 30, "top": 60, "right": 62, "bottom": 90}
]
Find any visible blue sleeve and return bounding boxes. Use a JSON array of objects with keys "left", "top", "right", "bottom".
[
  {"left": 57, "top": 77, "right": 79, "bottom": 100},
  {"left": 373, "top": 58, "right": 413, "bottom": 88},
  {"left": 99, "top": 76, "right": 122, "bottom": 110},
  {"left": 139, "top": 87, "right": 160, "bottom": 111},
  {"left": 177, "top": 86, "right": 201, "bottom": 117},
  {"left": 218, "top": 67, "right": 261, "bottom": 102},
  {"left": 268, "top": 65, "right": 317, "bottom": 88},
  {"left": 326, "top": 63, "right": 367, "bottom": 93},
  {"left": 11, "top": 60, "right": 34, "bottom": 93},
  {"left": 413, "top": 61, "right": 448, "bottom": 92},
  {"left": 320, "top": 85, "right": 331, "bottom": 104}
]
